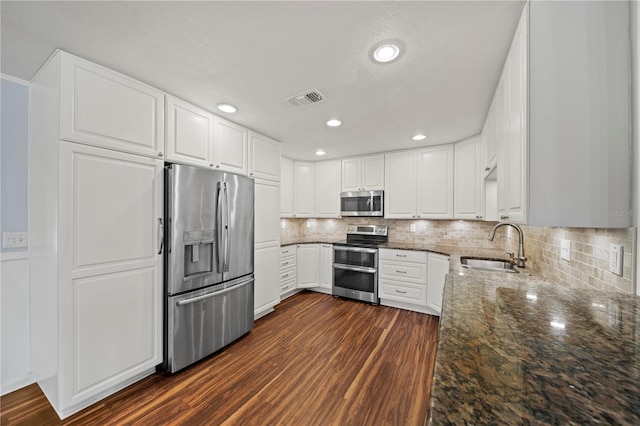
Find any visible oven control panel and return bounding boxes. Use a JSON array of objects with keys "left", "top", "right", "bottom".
[{"left": 346, "top": 225, "right": 388, "bottom": 236}]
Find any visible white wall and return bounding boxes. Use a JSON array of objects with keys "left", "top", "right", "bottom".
[{"left": 0, "top": 75, "right": 33, "bottom": 394}]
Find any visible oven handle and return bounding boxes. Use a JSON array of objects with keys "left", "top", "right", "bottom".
[
  {"left": 333, "top": 264, "right": 377, "bottom": 274},
  {"left": 333, "top": 246, "right": 378, "bottom": 254}
]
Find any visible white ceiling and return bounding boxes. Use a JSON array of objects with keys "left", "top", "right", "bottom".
[{"left": 1, "top": 1, "right": 525, "bottom": 161}]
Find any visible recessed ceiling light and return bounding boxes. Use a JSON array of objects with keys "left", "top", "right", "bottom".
[
  {"left": 217, "top": 103, "right": 237, "bottom": 113},
  {"left": 326, "top": 119, "right": 342, "bottom": 127},
  {"left": 373, "top": 44, "right": 400, "bottom": 63},
  {"left": 412, "top": 134, "right": 426, "bottom": 141},
  {"left": 315, "top": 149, "right": 326, "bottom": 156}
]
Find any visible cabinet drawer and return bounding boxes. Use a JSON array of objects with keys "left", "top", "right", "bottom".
[
  {"left": 379, "top": 279, "right": 427, "bottom": 306},
  {"left": 280, "top": 256, "right": 296, "bottom": 269},
  {"left": 280, "top": 246, "right": 295, "bottom": 257},
  {"left": 379, "top": 260, "right": 427, "bottom": 284},
  {"left": 280, "top": 268, "right": 296, "bottom": 282},
  {"left": 379, "top": 248, "right": 427, "bottom": 263},
  {"left": 280, "top": 277, "right": 296, "bottom": 292}
]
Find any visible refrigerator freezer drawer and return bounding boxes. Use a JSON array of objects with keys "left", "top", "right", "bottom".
[{"left": 165, "top": 275, "right": 254, "bottom": 373}]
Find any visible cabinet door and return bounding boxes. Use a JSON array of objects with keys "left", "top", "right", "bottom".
[
  {"left": 293, "top": 162, "right": 315, "bottom": 217},
  {"left": 212, "top": 116, "right": 248, "bottom": 175},
  {"left": 254, "top": 245, "right": 281, "bottom": 317},
  {"left": 165, "top": 96, "right": 214, "bottom": 168},
  {"left": 318, "top": 244, "right": 333, "bottom": 290},
  {"left": 495, "top": 73, "right": 509, "bottom": 220},
  {"left": 255, "top": 180, "right": 280, "bottom": 249},
  {"left": 506, "top": 17, "right": 527, "bottom": 224},
  {"left": 249, "top": 131, "right": 280, "bottom": 181},
  {"left": 416, "top": 145, "right": 454, "bottom": 219},
  {"left": 59, "top": 142, "right": 163, "bottom": 407},
  {"left": 315, "top": 160, "right": 341, "bottom": 217},
  {"left": 426, "top": 253, "right": 450, "bottom": 314},
  {"left": 361, "top": 154, "right": 385, "bottom": 190},
  {"left": 384, "top": 151, "right": 417, "bottom": 218},
  {"left": 280, "top": 157, "right": 294, "bottom": 217},
  {"left": 59, "top": 53, "right": 164, "bottom": 158},
  {"left": 454, "top": 137, "right": 481, "bottom": 219},
  {"left": 296, "top": 244, "right": 319, "bottom": 288},
  {"left": 341, "top": 158, "right": 361, "bottom": 192}
]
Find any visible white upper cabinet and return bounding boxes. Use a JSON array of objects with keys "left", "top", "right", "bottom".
[
  {"left": 280, "top": 157, "right": 294, "bottom": 217},
  {"left": 212, "top": 116, "right": 248, "bottom": 175},
  {"left": 385, "top": 146, "right": 453, "bottom": 219},
  {"left": 341, "top": 154, "right": 384, "bottom": 192},
  {"left": 249, "top": 131, "right": 281, "bottom": 181},
  {"left": 58, "top": 51, "right": 164, "bottom": 158},
  {"left": 454, "top": 136, "right": 482, "bottom": 219},
  {"left": 165, "top": 95, "right": 214, "bottom": 168},
  {"left": 483, "top": 2, "right": 631, "bottom": 227},
  {"left": 416, "top": 145, "right": 454, "bottom": 219},
  {"left": 314, "top": 160, "right": 341, "bottom": 217},
  {"left": 384, "top": 151, "right": 417, "bottom": 218},
  {"left": 293, "top": 162, "right": 315, "bottom": 217}
]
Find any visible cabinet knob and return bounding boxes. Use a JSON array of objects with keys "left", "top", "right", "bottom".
[
  {"left": 158, "top": 152, "right": 163, "bottom": 157},
  {"left": 475, "top": 215, "right": 483, "bottom": 219},
  {"left": 210, "top": 163, "right": 214, "bottom": 167},
  {"left": 250, "top": 172, "right": 253, "bottom": 176},
  {"left": 216, "top": 165, "right": 220, "bottom": 168},
  {"left": 485, "top": 166, "right": 490, "bottom": 171}
]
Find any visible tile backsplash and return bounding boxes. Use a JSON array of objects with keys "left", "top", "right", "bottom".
[
  {"left": 504, "top": 226, "right": 635, "bottom": 294},
  {"left": 281, "top": 218, "right": 505, "bottom": 249},
  {"left": 282, "top": 218, "right": 636, "bottom": 295}
]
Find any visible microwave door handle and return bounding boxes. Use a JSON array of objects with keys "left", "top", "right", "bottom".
[
  {"left": 216, "top": 182, "right": 223, "bottom": 273},
  {"left": 224, "top": 182, "right": 230, "bottom": 272}
]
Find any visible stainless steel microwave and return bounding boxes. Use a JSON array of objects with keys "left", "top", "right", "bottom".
[{"left": 340, "top": 190, "right": 384, "bottom": 217}]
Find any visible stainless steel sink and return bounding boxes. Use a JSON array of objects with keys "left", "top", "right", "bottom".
[{"left": 460, "top": 257, "right": 519, "bottom": 273}]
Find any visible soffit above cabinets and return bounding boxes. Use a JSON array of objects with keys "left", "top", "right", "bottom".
[{"left": 1, "top": 1, "right": 525, "bottom": 160}]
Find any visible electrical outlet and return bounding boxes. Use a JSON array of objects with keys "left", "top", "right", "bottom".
[
  {"left": 2, "top": 232, "right": 28, "bottom": 248},
  {"left": 410, "top": 224, "right": 416, "bottom": 233},
  {"left": 306, "top": 221, "right": 311, "bottom": 228},
  {"left": 281, "top": 220, "right": 286, "bottom": 229},
  {"left": 609, "top": 244, "right": 623, "bottom": 276},
  {"left": 560, "top": 239, "right": 571, "bottom": 261}
]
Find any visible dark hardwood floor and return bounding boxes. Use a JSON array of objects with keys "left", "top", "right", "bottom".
[{"left": 1, "top": 291, "right": 440, "bottom": 426}]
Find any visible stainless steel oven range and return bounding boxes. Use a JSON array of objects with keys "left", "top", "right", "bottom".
[{"left": 332, "top": 225, "right": 388, "bottom": 304}]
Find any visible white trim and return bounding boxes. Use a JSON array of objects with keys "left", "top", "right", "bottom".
[
  {"left": 0, "top": 375, "right": 35, "bottom": 397},
  {"left": 0, "top": 251, "right": 28, "bottom": 262},
  {"left": 1, "top": 73, "right": 30, "bottom": 86}
]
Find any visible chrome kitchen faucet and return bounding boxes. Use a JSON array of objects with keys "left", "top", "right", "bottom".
[{"left": 488, "top": 222, "right": 527, "bottom": 268}]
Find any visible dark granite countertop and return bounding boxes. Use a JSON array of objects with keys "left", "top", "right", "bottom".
[
  {"left": 280, "top": 239, "right": 338, "bottom": 247},
  {"left": 429, "top": 260, "right": 640, "bottom": 425}
]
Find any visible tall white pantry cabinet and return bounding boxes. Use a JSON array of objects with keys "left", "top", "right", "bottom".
[{"left": 29, "top": 51, "right": 164, "bottom": 419}]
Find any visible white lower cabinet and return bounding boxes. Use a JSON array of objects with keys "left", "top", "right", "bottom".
[
  {"left": 30, "top": 142, "right": 163, "bottom": 419},
  {"left": 280, "top": 246, "right": 297, "bottom": 298},
  {"left": 296, "top": 244, "right": 320, "bottom": 288},
  {"left": 378, "top": 248, "right": 449, "bottom": 316},
  {"left": 254, "top": 179, "right": 281, "bottom": 318},
  {"left": 426, "top": 253, "right": 450, "bottom": 314},
  {"left": 317, "top": 244, "right": 333, "bottom": 293}
]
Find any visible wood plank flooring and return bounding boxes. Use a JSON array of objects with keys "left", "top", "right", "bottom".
[{"left": 1, "top": 291, "right": 440, "bottom": 426}]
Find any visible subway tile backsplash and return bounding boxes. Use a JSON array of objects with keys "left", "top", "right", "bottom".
[{"left": 282, "top": 218, "right": 636, "bottom": 295}]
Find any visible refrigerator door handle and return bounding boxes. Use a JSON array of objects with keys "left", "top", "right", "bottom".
[
  {"left": 176, "top": 278, "right": 255, "bottom": 306},
  {"left": 224, "top": 182, "right": 231, "bottom": 272},
  {"left": 216, "top": 182, "right": 224, "bottom": 273},
  {"left": 157, "top": 217, "right": 164, "bottom": 255}
]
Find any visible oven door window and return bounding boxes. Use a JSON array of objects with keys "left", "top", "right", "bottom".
[
  {"left": 333, "top": 266, "right": 376, "bottom": 293},
  {"left": 333, "top": 248, "right": 376, "bottom": 268}
]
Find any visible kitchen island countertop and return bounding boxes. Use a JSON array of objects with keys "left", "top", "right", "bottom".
[{"left": 429, "top": 257, "right": 640, "bottom": 425}]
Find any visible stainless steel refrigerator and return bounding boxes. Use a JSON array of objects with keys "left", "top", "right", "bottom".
[{"left": 164, "top": 164, "right": 254, "bottom": 373}]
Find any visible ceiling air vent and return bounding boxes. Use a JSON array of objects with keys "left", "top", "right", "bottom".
[{"left": 286, "top": 89, "right": 326, "bottom": 107}]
